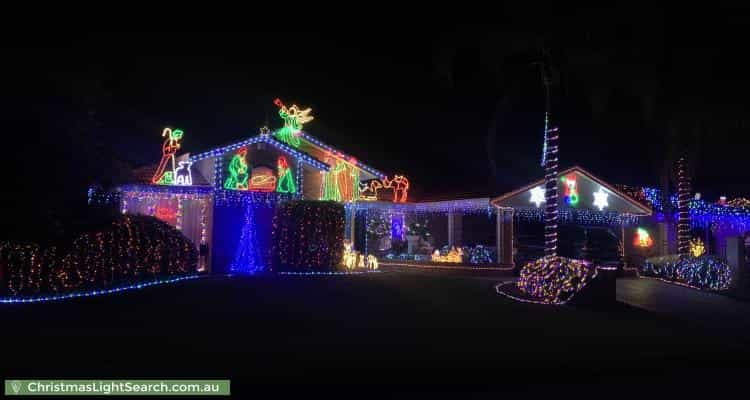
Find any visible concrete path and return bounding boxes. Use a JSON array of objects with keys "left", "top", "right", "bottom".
[{"left": 617, "top": 277, "right": 750, "bottom": 332}]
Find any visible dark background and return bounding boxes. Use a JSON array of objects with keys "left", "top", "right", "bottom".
[{"left": 2, "top": 6, "right": 750, "bottom": 242}]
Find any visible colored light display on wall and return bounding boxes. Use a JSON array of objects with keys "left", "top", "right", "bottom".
[
  {"left": 592, "top": 187, "right": 609, "bottom": 211},
  {"left": 224, "top": 148, "right": 250, "bottom": 190},
  {"left": 633, "top": 227, "right": 653, "bottom": 248},
  {"left": 155, "top": 206, "right": 177, "bottom": 224},
  {"left": 273, "top": 98, "right": 314, "bottom": 147},
  {"left": 152, "top": 127, "right": 192, "bottom": 186},
  {"left": 118, "top": 186, "right": 211, "bottom": 253},
  {"left": 560, "top": 174, "right": 579, "bottom": 205},
  {"left": 529, "top": 186, "right": 545, "bottom": 208},
  {"left": 276, "top": 156, "right": 296, "bottom": 194}
]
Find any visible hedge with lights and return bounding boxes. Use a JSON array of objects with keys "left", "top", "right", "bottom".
[
  {"left": 271, "top": 200, "right": 345, "bottom": 272},
  {"left": 642, "top": 254, "right": 732, "bottom": 291},
  {"left": 0, "top": 215, "right": 198, "bottom": 296}
]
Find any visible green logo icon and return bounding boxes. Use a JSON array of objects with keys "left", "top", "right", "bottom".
[{"left": 10, "top": 380, "right": 21, "bottom": 394}]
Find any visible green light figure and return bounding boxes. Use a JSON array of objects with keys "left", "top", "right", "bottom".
[
  {"left": 276, "top": 156, "right": 296, "bottom": 194},
  {"left": 273, "top": 98, "right": 313, "bottom": 147},
  {"left": 224, "top": 148, "right": 249, "bottom": 190},
  {"left": 321, "top": 160, "right": 347, "bottom": 201}
]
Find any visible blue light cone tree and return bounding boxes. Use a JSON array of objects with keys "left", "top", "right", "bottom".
[{"left": 230, "top": 205, "right": 264, "bottom": 274}]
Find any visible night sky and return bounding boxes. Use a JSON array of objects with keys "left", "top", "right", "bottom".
[{"left": 3, "top": 7, "right": 750, "bottom": 239}]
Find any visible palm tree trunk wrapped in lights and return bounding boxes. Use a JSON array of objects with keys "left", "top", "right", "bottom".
[
  {"left": 676, "top": 156, "right": 692, "bottom": 259},
  {"left": 516, "top": 50, "right": 597, "bottom": 304}
]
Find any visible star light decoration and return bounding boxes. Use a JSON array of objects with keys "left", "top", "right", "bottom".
[
  {"left": 529, "top": 186, "right": 546, "bottom": 208},
  {"left": 259, "top": 126, "right": 271, "bottom": 137},
  {"left": 592, "top": 187, "right": 609, "bottom": 211}
]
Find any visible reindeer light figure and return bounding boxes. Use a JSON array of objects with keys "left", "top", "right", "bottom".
[
  {"left": 152, "top": 127, "right": 184, "bottom": 185},
  {"left": 273, "top": 98, "right": 314, "bottom": 147}
]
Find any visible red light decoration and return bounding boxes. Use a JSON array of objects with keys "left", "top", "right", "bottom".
[
  {"left": 155, "top": 206, "right": 177, "bottom": 223},
  {"left": 560, "top": 174, "right": 579, "bottom": 205}
]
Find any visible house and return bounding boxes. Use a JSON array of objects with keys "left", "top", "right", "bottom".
[{"left": 117, "top": 99, "right": 388, "bottom": 274}]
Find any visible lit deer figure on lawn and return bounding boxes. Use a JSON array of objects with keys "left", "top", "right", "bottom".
[{"left": 152, "top": 127, "right": 184, "bottom": 185}]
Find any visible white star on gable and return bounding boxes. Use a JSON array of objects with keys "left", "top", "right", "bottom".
[
  {"left": 593, "top": 187, "right": 609, "bottom": 211},
  {"left": 530, "top": 186, "right": 546, "bottom": 208}
]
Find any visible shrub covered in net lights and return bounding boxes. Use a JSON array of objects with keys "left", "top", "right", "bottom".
[
  {"left": 1, "top": 215, "right": 198, "bottom": 296},
  {"left": 271, "top": 201, "right": 345, "bottom": 272},
  {"left": 642, "top": 254, "right": 732, "bottom": 290},
  {"left": 517, "top": 256, "right": 598, "bottom": 304}
]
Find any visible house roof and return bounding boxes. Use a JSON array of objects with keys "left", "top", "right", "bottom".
[
  {"left": 297, "top": 132, "right": 385, "bottom": 179},
  {"left": 189, "top": 134, "right": 331, "bottom": 171},
  {"left": 491, "top": 165, "right": 652, "bottom": 216},
  {"left": 188, "top": 131, "right": 385, "bottom": 180}
]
